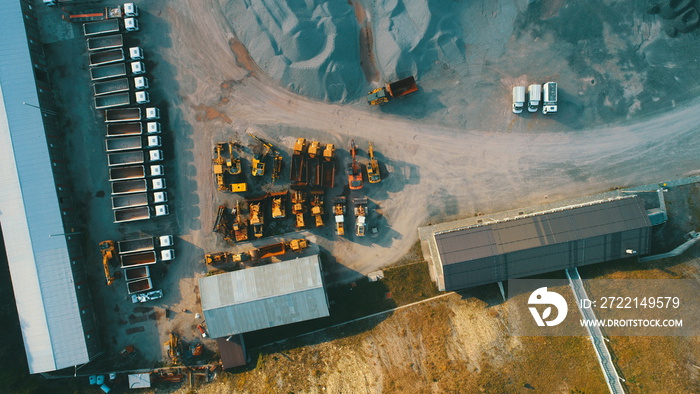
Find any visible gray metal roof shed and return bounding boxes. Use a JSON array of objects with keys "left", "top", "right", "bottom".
[
  {"left": 433, "top": 196, "right": 652, "bottom": 291},
  {"left": 0, "top": 1, "right": 91, "bottom": 373},
  {"left": 199, "top": 255, "right": 329, "bottom": 338}
]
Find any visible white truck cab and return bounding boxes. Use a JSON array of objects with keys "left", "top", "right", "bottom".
[
  {"left": 542, "top": 82, "right": 558, "bottom": 114},
  {"left": 158, "top": 235, "right": 174, "bottom": 247},
  {"left": 154, "top": 204, "right": 169, "bottom": 217},
  {"left": 135, "top": 91, "right": 149, "bottom": 104},
  {"left": 134, "top": 76, "right": 149, "bottom": 90},
  {"left": 512, "top": 86, "right": 525, "bottom": 114},
  {"left": 129, "top": 47, "right": 144, "bottom": 60},
  {"left": 152, "top": 178, "right": 166, "bottom": 190},
  {"left": 527, "top": 84, "right": 541, "bottom": 113},
  {"left": 153, "top": 191, "right": 167, "bottom": 203},
  {"left": 145, "top": 107, "right": 160, "bottom": 120},
  {"left": 147, "top": 122, "right": 161, "bottom": 134},
  {"left": 148, "top": 149, "right": 163, "bottom": 162},
  {"left": 147, "top": 135, "right": 161, "bottom": 148},
  {"left": 124, "top": 17, "right": 139, "bottom": 32},
  {"left": 123, "top": 3, "right": 138, "bottom": 17},
  {"left": 149, "top": 165, "right": 164, "bottom": 177},
  {"left": 160, "top": 249, "right": 175, "bottom": 261},
  {"left": 131, "top": 61, "right": 145, "bottom": 75}
]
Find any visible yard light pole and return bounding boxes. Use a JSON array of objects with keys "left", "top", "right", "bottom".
[{"left": 22, "top": 101, "right": 58, "bottom": 116}]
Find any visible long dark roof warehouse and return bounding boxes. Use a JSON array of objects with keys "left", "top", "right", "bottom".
[{"left": 419, "top": 196, "right": 653, "bottom": 291}]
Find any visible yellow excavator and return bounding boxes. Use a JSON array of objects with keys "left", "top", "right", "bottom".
[
  {"left": 99, "top": 240, "right": 116, "bottom": 286},
  {"left": 367, "top": 142, "right": 381, "bottom": 183},
  {"left": 164, "top": 331, "right": 182, "bottom": 365},
  {"left": 226, "top": 141, "right": 242, "bottom": 175},
  {"left": 248, "top": 133, "right": 276, "bottom": 177}
]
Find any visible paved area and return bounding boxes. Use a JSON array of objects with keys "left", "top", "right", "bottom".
[{"left": 28, "top": 0, "right": 700, "bottom": 369}]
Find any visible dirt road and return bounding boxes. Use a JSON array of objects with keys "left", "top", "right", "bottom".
[{"left": 149, "top": 0, "right": 700, "bottom": 280}]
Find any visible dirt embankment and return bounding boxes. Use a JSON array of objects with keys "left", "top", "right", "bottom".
[{"left": 181, "top": 294, "right": 606, "bottom": 393}]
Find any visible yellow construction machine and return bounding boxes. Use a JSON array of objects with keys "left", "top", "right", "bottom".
[
  {"left": 308, "top": 141, "right": 321, "bottom": 158},
  {"left": 347, "top": 140, "right": 363, "bottom": 190},
  {"left": 232, "top": 202, "right": 249, "bottom": 242},
  {"left": 270, "top": 191, "right": 287, "bottom": 219},
  {"left": 248, "top": 198, "right": 264, "bottom": 238},
  {"left": 248, "top": 133, "right": 276, "bottom": 177},
  {"left": 367, "top": 142, "right": 381, "bottom": 183},
  {"left": 213, "top": 143, "right": 227, "bottom": 191},
  {"left": 333, "top": 197, "right": 346, "bottom": 236},
  {"left": 226, "top": 141, "right": 242, "bottom": 175},
  {"left": 291, "top": 190, "right": 306, "bottom": 228},
  {"left": 99, "top": 240, "right": 116, "bottom": 286},
  {"left": 310, "top": 191, "right": 324, "bottom": 227},
  {"left": 164, "top": 331, "right": 182, "bottom": 365}
]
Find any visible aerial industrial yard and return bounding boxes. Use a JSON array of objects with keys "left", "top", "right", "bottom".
[{"left": 2, "top": 0, "right": 700, "bottom": 392}]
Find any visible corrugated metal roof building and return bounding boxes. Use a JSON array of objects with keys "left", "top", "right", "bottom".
[
  {"left": 199, "top": 255, "right": 330, "bottom": 338},
  {"left": 0, "top": 0, "right": 100, "bottom": 373},
  {"left": 215, "top": 336, "right": 247, "bottom": 369},
  {"left": 424, "top": 196, "right": 652, "bottom": 291}
]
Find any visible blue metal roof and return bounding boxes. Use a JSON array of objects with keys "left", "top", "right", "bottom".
[
  {"left": 0, "top": 0, "right": 90, "bottom": 373},
  {"left": 200, "top": 255, "right": 330, "bottom": 337}
]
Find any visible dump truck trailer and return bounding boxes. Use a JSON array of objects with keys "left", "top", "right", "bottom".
[
  {"left": 86, "top": 33, "right": 123, "bottom": 50},
  {"left": 111, "top": 179, "right": 147, "bottom": 195},
  {"left": 120, "top": 251, "right": 157, "bottom": 268},
  {"left": 114, "top": 205, "right": 168, "bottom": 224},
  {"left": 106, "top": 122, "right": 142, "bottom": 137},
  {"left": 89, "top": 62, "right": 126, "bottom": 81},
  {"left": 89, "top": 48, "right": 124, "bottom": 66},
  {"left": 249, "top": 242, "right": 286, "bottom": 260},
  {"left": 95, "top": 92, "right": 130, "bottom": 109},
  {"left": 290, "top": 153, "right": 306, "bottom": 184},
  {"left": 94, "top": 77, "right": 130, "bottom": 96},
  {"left": 126, "top": 278, "right": 153, "bottom": 294},
  {"left": 111, "top": 191, "right": 166, "bottom": 210},
  {"left": 95, "top": 91, "right": 148, "bottom": 110},
  {"left": 307, "top": 158, "right": 321, "bottom": 187},
  {"left": 83, "top": 19, "right": 120, "bottom": 36},
  {"left": 105, "top": 107, "right": 160, "bottom": 122},
  {"left": 124, "top": 266, "right": 150, "bottom": 281},
  {"left": 367, "top": 76, "right": 418, "bottom": 105},
  {"left": 109, "top": 165, "right": 145, "bottom": 181},
  {"left": 118, "top": 237, "right": 155, "bottom": 254},
  {"left": 109, "top": 165, "right": 162, "bottom": 181},
  {"left": 322, "top": 143, "right": 336, "bottom": 188},
  {"left": 107, "top": 150, "right": 143, "bottom": 166},
  {"left": 114, "top": 206, "right": 151, "bottom": 223},
  {"left": 112, "top": 193, "right": 148, "bottom": 209},
  {"left": 60, "top": 0, "right": 138, "bottom": 23},
  {"left": 105, "top": 136, "right": 142, "bottom": 152}
]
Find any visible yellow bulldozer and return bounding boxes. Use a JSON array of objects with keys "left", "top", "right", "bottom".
[
  {"left": 98, "top": 240, "right": 116, "bottom": 286},
  {"left": 367, "top": 142, "right": 381, "bottom": 183}
]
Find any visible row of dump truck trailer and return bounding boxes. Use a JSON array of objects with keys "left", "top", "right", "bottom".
[
  {"left": 78, "top": 5, "right": 149, "bottom": 110},
  {"left": 80, "top": 7, "right": 172, "bottom": 224},
  {"left": 116, "top": 235, "right": 174, "bottom": 296}
]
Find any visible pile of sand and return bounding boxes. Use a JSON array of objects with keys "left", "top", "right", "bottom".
[
  {"left": 370, "top": 0, "right": 466, "bottom": 80},
  {"left": 220, "top": 0, "right": 466, "bottom": 102},
  {"left": 220, "top": 0, "right": 365, "bottom": 102}
]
